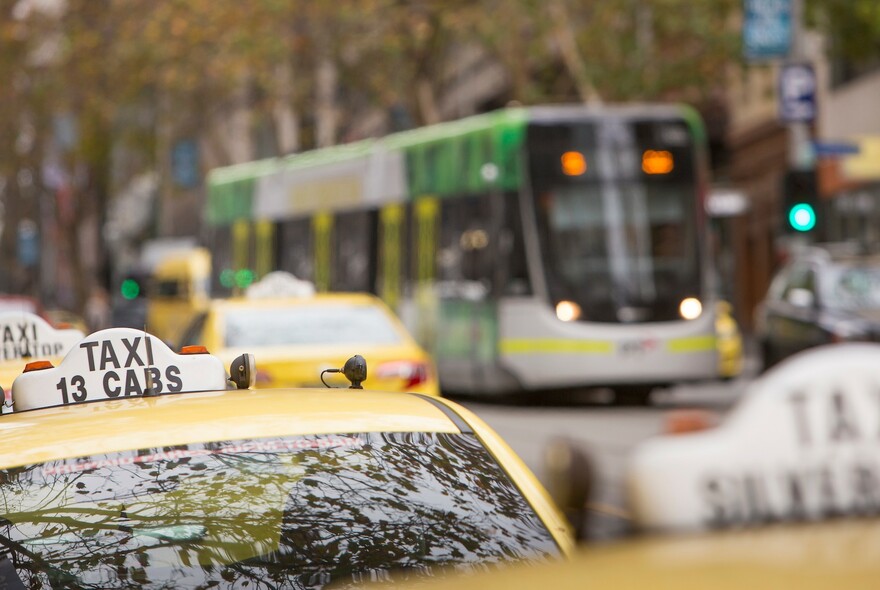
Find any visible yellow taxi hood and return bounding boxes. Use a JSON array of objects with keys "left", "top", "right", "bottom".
[{"left": 0, "top": 389, "right": 459, "bottom": 469}]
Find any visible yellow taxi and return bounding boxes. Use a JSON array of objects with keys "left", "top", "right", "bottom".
[
  {"left": 177, "top": 273, "right": 439, "bottom": 395},
  {"left": 715, "top": 300, "right": 743, "bottom": 379},
  {"left": 0, "top": 311, "right": 84, "bottom": 411},
  {"left": 410, "top": 343, "right": 880, "bottom": 588},
  {"left": 0, "top": 327, "right": 571, "bottom": 587}
]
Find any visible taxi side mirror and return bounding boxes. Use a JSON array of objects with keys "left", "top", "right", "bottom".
[
  {"left": 543, "top": 438, "right": 593, "bottom": 542},
  {"left": 230, "top": 353, "right": 256, "bottom": 390}
]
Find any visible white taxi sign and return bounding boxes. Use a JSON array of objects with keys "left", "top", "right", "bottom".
[
  {"left": 0, "top": 312, "right": 83, "bottom": 362},
  {"left": 11, "top": 328, "right": 227, "bottom": 412},
  {"left": 628, "top": 344, "right": 880, "bottom": 532},
  {"left": 245, "top": 271, "right": 315, "bottom": 299}
]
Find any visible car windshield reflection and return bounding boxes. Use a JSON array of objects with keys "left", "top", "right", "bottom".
[
  {"left": 1, "top": 432, "right": 559, "bottom": 588},
  {"left": 822, "top": 265, "right": 880, "bottom": 311},
  {"left": 223, "top": 305, "right": 403, "bottom": 348}
]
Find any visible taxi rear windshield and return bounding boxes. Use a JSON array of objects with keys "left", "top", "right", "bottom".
[
  {"left": 0, "top": 432, "right": 559, "bottom": 589},
  {"left": 223, "top": 304, "right": 403, "bottom": 347}
]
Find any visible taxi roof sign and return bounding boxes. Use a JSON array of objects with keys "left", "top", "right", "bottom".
[
  {"left": 245, "top": 271, "right": 315, "bottom": 299},
  {"left": 11, "top": 327, "right": 228, "bottom": 412},
  {"left": 0, "top": 311, "right": 83, "bottom": 363},
  {"left": 628, "top": 343, "right": 880, "bottom": 532}
]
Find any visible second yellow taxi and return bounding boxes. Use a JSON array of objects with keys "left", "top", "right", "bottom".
[{"left": 176, "top": 272, "right": 440, "bottom": 395}]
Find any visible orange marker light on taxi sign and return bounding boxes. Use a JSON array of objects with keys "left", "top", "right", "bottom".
[
  {"left": 664, "top": 409, "right": 718, "bottom": 435},
  {"left": 180, "top": 345, "right": 209, "bottom": 355},
  {"left": 24, "top": 360, "right": 54, "bottom": 372},
  {"left": 642, "top": 150, "right": 674, "bottom": 174},
  {"left": 561, "top": 151, "right": 587, "bottom": 176}
]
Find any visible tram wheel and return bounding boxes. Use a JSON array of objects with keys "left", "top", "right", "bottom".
[{"left": 612, "top": 386, "right": 654, "bottom": 407}]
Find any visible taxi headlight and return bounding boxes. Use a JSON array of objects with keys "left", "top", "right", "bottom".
[{"left": 679, "top": 297, "right": 702, "bottom": 320}]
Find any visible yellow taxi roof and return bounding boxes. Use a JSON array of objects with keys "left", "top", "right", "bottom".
[{"left": 0, "top": 388, "right": 460, "bottom": 469}]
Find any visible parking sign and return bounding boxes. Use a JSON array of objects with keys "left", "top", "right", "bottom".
[{"left": 779, "top": 63, "right": 816, "bottom": 123}]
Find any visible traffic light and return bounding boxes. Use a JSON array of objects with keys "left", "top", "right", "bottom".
[
  {"left": 782, "top": 170, "right": 820, "bottom": 234},
  {"left": 118, "top": 272, "right": 148, "bottom": 301}
]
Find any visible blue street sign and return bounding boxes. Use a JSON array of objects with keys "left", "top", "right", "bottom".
[
  {"left": 171, "top": 139, "right": 200, "bottom": 189},
  {"left": 17, "top": 220, "right": 39, "bottom": 268},
  {"left": 743, "top": 0, "right": 792, "bottom": 60},
  {"left": 779, "top": 63, "right": 817, "bottom": 123},
  {"left": 812, "top": 141, "right": 859, "bottom": 157}
]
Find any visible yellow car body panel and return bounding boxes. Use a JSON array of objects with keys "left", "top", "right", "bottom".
[
  {"left": 715, "top": 300, "right": 743, "bottom": 379},
  {"left": 0, "top": 387, "right": 571, "bottom": 555},
  {"left": 145, "top": 247, "right": 212, "bottom": 345},
  {"left": 0, "top": 360, "right": 27, "bottom": 392},
  {"left": 416, "top": 519, "right": 880, "bottom": 589},
  {"left": 430, "top": 397, "right": 575, "bottom": 555},
  {"left": 195, "top": 294, "right": 440, "bottom": 395},
  {"left": 0, "top": 389, "right": 456, "bottom": 470}
]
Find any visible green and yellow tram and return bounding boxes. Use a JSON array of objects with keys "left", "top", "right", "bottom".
[{"left": 206, "top": 105, "right": 734, "bottom": 401}]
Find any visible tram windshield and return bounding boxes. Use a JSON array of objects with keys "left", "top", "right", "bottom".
[{"left": 528, "top": 117, "right": 704, "bottom": 324}]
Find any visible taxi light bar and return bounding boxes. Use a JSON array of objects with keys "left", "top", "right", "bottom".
[
  {"left": 180, "top": 345, "right": 209, "bottom": 355},
  {"left": 23, "top": 360, "right": 54, "bottom": 373},
  {"left": 663, "top": 409, "right": 718, "bottom": 435},
  {"left": 11, "top": 328, "right": 229, "bottom": 413}
]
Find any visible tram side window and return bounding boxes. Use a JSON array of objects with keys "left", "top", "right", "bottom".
[
  {"left": 209, "top": 225, "right": 233, "bottom": 294},
  {"left": 438, "top": 196, "right": 493, "bottom": 297},
  {"left": 277, "top": 218, "right": 314, "bottom": 282},
  {"left": 503, "top": 192, "right": 531, "bottom": 296},
  {"left": 332, "top": 210, "right": 377, "bottom": 293}
]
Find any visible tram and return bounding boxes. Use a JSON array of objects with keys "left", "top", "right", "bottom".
[{"left": 205, "top": 105, "right": 728, "bottom": 401}]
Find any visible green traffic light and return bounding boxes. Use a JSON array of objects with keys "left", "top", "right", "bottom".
[
  {"left": 234, "top": 268, "right": 255, "bottom": 288},
  {"left": 788, "top": 203, "right": 816, "bottom": 232},
  {"left": 121, "top": 279, "right": 140, "bottom": 300},
  {"left": 219, "top": 269, "right": 235, "bottom": 288}
]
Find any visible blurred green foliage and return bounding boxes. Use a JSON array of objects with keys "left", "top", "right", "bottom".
[{"left": 806, "top": 0, "right": 880, "bottom": 74}]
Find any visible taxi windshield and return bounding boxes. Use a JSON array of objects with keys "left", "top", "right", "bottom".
[
  {"left": 0, "top": 432, "right": 559, "bottom": 588},
  {"left": 223, "top": 304, "right": 402, "bottom": 348}
]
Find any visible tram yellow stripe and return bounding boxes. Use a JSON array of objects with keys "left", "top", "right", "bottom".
[
  {"left": 501, "top": 336, "right": 717, "bottom": 355},
  {"left": 500, "top": 339, "right": 613, "bottom": 355},
  {"left": 666, "top": 335, "right": 717, "bottom": 353}
]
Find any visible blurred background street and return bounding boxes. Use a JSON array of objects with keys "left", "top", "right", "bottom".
[{"left": 3, "top": 0, "right": 880, "bottom": 513}]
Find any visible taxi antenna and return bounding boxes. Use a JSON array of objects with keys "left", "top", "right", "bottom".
[
  {"left": 321, "top": 355, "right": 367, "bottom": 389},
  {"left": 320, "top": 368, "right": 340, "bottom": 388}
]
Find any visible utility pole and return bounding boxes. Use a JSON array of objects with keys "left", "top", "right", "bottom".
[
  {"left": 787, "top": 0, "right": 814, "bottom": 172},
  {"left": 778, "top": 0, "right": 821, "bottom": 240}
]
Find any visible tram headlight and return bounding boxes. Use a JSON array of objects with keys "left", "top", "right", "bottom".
[
  {"left": 679, "top": 297, "right": 702, "bottom": 320},
  {"left": 556, "top": 300, "right": 582, "bottom": 322}
]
